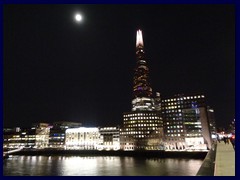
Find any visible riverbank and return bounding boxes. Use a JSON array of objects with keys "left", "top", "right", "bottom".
[{"left": 10, "top": 149, "right": 207, "bottom": 159}]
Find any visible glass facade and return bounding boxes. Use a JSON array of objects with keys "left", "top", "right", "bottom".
[{"left": 161, "top": 94, "right": 211, "bottom": 150}]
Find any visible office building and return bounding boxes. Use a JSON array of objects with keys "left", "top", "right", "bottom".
[
  {"left": 98, "top": 126, "right": 120, "bottom": 150},
  {"left": 65, "top": 127, "right": 100, "bottom": 150},
  {"left": 48, "top": 121, "right": 81, "bottom": 149},
  {"left": 161, "top": 94, "right": 212, "bottom": 150}
]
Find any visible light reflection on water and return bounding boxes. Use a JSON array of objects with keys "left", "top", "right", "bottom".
[{"left": 3, "top": 156, "right": 203, "bottom": 176}]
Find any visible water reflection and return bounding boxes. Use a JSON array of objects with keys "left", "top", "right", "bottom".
[{"left": 3, "top": 156, "right": 203, "bottom": 176}]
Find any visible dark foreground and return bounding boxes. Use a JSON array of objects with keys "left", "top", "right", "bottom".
[{"left": 10, "top": 149, "right": 207, "bottom": 159}]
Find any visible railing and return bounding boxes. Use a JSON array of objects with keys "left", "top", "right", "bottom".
[{"left": 196, "top": 142, "right": 217, "bottom": 176}]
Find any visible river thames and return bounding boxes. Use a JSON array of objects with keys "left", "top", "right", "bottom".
[{"left": 3, "top": 155, "right": 203, "bottom": 176}]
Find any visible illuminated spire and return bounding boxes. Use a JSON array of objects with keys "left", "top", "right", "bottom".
[
  {"left": 133, "top": 29, "right": 152, "bottom": 100},
  {"left": 136, "top": 29, "right": 144, "bottom": 47},
  {"left": 132, "top": 30, "right": 154, "bottom": 111}
]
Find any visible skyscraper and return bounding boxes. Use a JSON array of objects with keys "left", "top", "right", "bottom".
[
  {"left": 120, "top": 30, "right": 163, "bottom": 151},
  {"left": 132, "top": 30, "right": 155, "bottom": 111}
]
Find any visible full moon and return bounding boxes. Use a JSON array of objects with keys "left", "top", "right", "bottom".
[{"left": 75, "top": 14, "right": 82, "bottom": 22}]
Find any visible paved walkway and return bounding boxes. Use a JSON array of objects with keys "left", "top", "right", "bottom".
[{"left": 214, "top": 141, "right": 235, "bottom": 176}]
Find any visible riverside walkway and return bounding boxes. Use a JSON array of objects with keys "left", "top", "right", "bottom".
[{"left": 214, "top": 141, "right": 235, "bottom": 176}]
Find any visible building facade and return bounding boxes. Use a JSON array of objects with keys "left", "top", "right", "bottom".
[
  {"left": 65, "top": 127, "right": 100, "bottom": 150},
  {"left": 3, "top": 123, "right": 50, "bottom": 149},
  {"left": 161, "top": 94, "right": 212, "bottom": 150},
  {"left": 121, "top": 112, "right": 163, "bottom": 150},
  {"left": 98, "top": 127, "right": 120, "bottom": 150},
  {"left": 48, "top": 121, "right": 82, "bottom": 149},
  {"left": 33, "top": 123, "right": 50, "bottom": 149},
  {"left": 3, "top": 127, "right": 36, "bottom": 149}
]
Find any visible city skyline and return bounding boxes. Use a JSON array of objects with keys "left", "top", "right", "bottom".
[{"left": 4, "top": 4, "right": 235, "bottom": 129}]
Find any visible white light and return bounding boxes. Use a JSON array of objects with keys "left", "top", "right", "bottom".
[
  {"left": 66, "top": 127, "right": 99, "bottom": 133},
  {"left": 75, "top": 14, "right": 82, "bottom": 22},
  {"left": 136, "top": 29, "right": 144, "bottom": 47}
]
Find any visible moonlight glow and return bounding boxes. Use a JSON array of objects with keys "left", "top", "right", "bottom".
[{"left": 75, "top": 14, "right": 82, "bottom": 22}]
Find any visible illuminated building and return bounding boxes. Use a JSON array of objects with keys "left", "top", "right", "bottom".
[
  {"left": 3, "top": 123, "right": 50, "bottom": 149},
  {"left": 132, "top": 30, "right": 154, "bottom": 111},
  {"left": 98, "top": 127, "right": 120, "bottom": 150},
  {"left": 3, "top": 127, "right": 35, "bottom": 149},
  {"left": 65, "top": 127, "right": 100, "bottom": 150},
  {"left": 32, "top": 123, "right": 50, "bottom": 149},
  {"left": 48, "top": 121, "right": 82, "bottom": 149},
  {"left": 121, "top": 30, "right": 163, "bottom": 150},
  {"left": 65, "top": 126, "right": 120, "bottom": 150},
  {"left": 161, "top": 94, "right": 212, "bottom": 150},
  {"left": 121, "top": 112, "right": 163, "bottom": 150}
]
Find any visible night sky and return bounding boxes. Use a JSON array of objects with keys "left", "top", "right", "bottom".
[{"left": 4, "top": 4, "right": 235, "bottom": 129}]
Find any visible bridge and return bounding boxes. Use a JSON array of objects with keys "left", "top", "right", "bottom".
[
  {"left": 197, "top": 141, "right": 235, "bottom": 176},
  {"left": 214, "top": 141, "right": 235, "bottom": 176}
]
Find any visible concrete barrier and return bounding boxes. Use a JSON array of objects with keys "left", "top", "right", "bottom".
[{"left": 196, "top": 142, "right": 217, "bottom": 176}]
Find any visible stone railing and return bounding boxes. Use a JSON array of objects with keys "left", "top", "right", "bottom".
[{"left": 196, "top": 142, "right": 217, "bottom": 176}]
